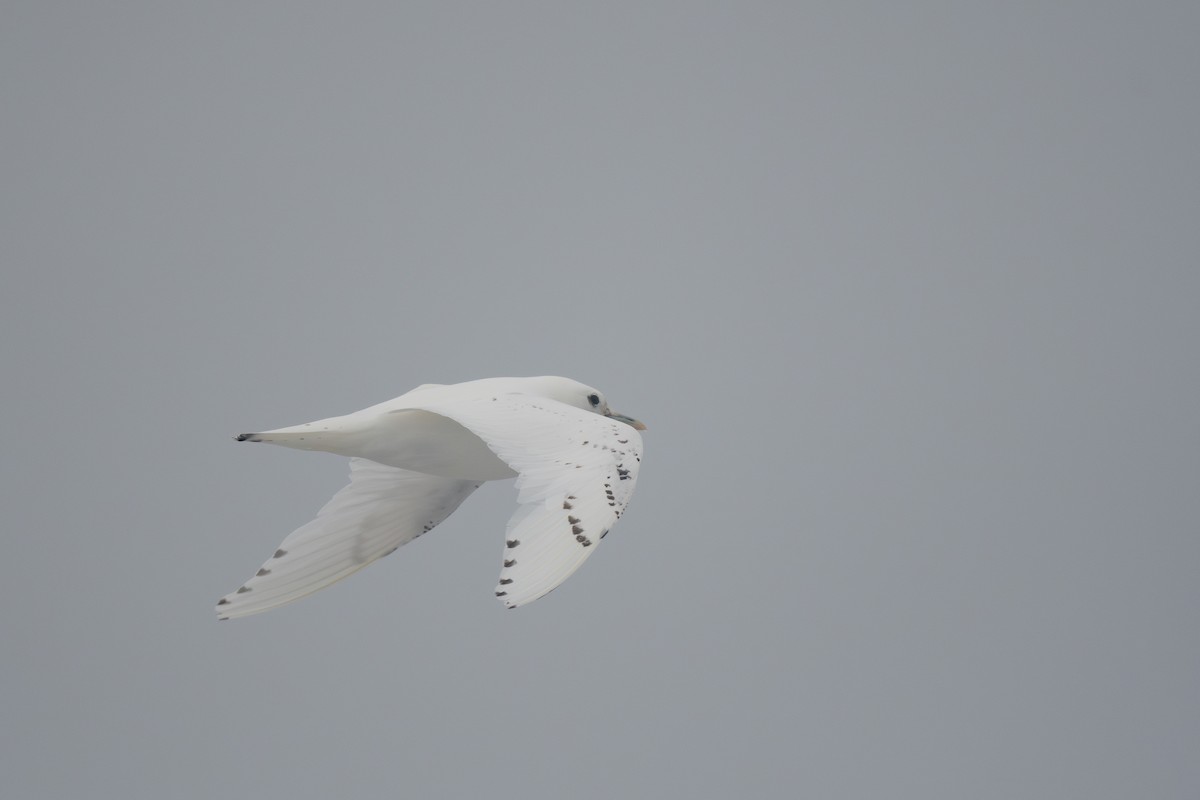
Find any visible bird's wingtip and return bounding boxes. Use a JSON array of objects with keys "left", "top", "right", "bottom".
[{"left": 234, "top": 433, "right": 260, "bottom": 442}]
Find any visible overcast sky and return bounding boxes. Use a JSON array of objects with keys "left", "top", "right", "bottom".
[{"left": 2, "top": 3, "right": 1198, "bottom": 798}]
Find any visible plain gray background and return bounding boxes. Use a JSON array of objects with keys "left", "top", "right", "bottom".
[{"left": 2, "top": 3, "right": 1197, "bottom": 798}]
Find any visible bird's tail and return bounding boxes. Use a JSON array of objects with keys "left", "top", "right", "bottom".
[{"left": 234, "top": 416, "right": 366, "bottom": 455}]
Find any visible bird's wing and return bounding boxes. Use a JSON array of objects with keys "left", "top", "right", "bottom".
[
  {"left": 407, "top": 394, "right": 643, "bottom": 608},
  {"left": 216, "top": 459, "right": 479, "bottom": 619}
]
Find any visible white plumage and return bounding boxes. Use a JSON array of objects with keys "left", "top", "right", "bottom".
[{"left": 217, "top": 376, "right": 645, "bottom": 618}]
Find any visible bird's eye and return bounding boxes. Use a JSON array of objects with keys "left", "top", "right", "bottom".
[{"left": 587, "top": 394, "right": 600, "bottom": 407}]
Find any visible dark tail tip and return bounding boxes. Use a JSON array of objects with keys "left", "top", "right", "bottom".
[{"left": 235, "top": 433, "right": 261, "bottom": 442}]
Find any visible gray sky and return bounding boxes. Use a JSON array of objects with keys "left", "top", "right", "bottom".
[{"left": 2, "top": 3, "right": 1198, "bottom": 798}]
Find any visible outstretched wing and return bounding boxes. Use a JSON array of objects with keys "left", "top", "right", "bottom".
[
  {"left": 407, "top": 395, "right": 643, "bottom": 608},
  {"left": 216, "top": 459, "right": 479, "bottom": 619}
]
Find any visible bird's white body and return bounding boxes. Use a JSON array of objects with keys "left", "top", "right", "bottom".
[{"left": 218, "top": 376, "right": 644, "bottom": 618}]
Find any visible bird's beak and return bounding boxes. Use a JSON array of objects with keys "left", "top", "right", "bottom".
[{"left": 606, "top": 411, "right": 647, "bottom": 431}]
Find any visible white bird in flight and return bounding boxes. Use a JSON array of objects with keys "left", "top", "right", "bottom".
[{"left": 217, "top": 376, "right": 645, "bottom": 619}]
